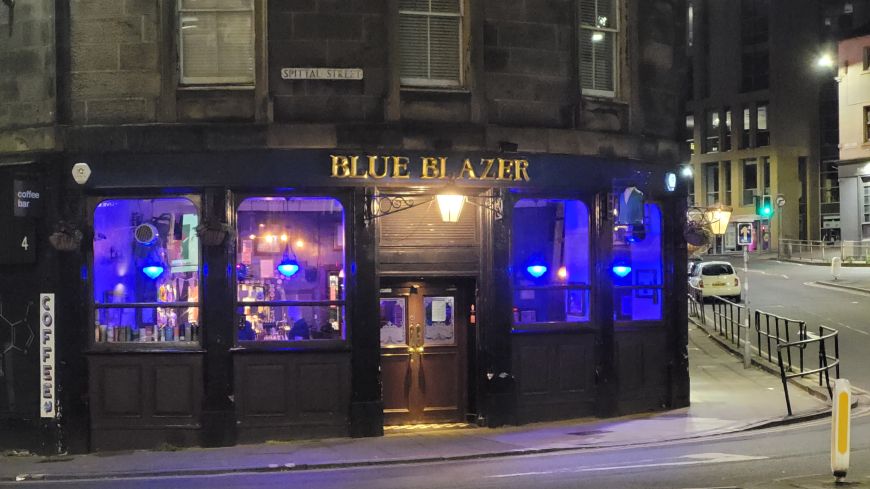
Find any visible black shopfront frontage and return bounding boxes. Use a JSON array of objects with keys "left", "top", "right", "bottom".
[{"left": 0, "top": 149, "right": 689, "bottom": 453}]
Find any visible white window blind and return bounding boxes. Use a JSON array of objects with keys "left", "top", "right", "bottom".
[
  {"left": 579, "top": 0, "right": 617, "bottom": 97},
  {"left": 399, "top": 0, "right": 462, "bottom": 88},
  {"left": 179, "top": 0, "right": 255, "bottom": 85}
]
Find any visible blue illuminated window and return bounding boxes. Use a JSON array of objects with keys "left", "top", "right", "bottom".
[
  {"left": 613, "top": 203, "right": 664, "bottom": 321},
  {"left": 512, "top": 199, "right": 591, "bottom": 327},
  {"left": 235, "top": 197, "right": 345, "bottom": 343},
  {"left": 92, "top": 198, "right": 201, "bottom": 344}
]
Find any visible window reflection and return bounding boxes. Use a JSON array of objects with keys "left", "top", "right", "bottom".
[
  {"left": 512, "top": 199, "right": 591, "bottom": 326},
  {"left": 236, "top": 197, "right": 345, "bottom": 342}
]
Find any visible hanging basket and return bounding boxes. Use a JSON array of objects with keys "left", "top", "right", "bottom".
[
  {"left": 196, "top": 221, "right": 234, "bottom": 246},
  {"left": 49, "top": 230, "right": 82, "bottom": 252}
]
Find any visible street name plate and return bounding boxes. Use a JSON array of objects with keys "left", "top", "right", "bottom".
[{"left": 280, "top": 67, "right": 363, "bottom": 80}]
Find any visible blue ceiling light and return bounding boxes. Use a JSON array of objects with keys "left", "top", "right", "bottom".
[
  {"left": 526, "top": 264, "right": 548, "bottom": 278},
  {"left": 277, "top": 244, "right": 300, "bottom": 278},
  {"left": 142, "top": 264, "right": 165, "bottom": 280},
  {"left": 611, "top": 264, "right": 632, "bottom": 278}
]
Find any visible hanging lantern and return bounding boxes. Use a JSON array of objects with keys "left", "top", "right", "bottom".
[
  {"left": 277, "top": 244, "right": 300, "bottom": 277},
  {"left": 436, "top": 194, "right": 466, "bottom": 223},
  {"left": 526, "top": 264, "right": 548, "bottom": 278}
]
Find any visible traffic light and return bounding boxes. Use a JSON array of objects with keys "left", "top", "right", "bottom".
[{"left": 755, "top": 195, "right": 774, "bottom": 219}]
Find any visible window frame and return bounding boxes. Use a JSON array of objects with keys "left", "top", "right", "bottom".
[
  {"left": 88, "top": 194, "right": 203, "bottom": 351},
  {"left": 509, "top": 194, "right": 595, "bottom": 333},
  {"left": 398, "top": 0, "right": 465, "bottom": 89},
  {"left": 232, "top": 192, "right": 351, "bottom": 350},
  {"left": 177, "top": 0, "right": 256, "bottom": 86},
  {"left": 704, "top": 162, "right": 719, "bottom": 206},
  {"left": 579, "top": 0, "right": 619, "bottom": 98},
  {"left": 742, "top": 158, "right": 758, "bottom": 206},
  {"left": 864, "top": 106, "right": 870, "bottom": 143}
]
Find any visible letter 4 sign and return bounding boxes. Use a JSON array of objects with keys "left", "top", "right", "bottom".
[
  {"left": 737, "top": 223, "right": 753, "bottom": 246},
  {"left": 0, "top": 217, "right": 36, "bottom": 264}
]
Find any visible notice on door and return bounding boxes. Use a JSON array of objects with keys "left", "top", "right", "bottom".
[{"left": 431, "top": 299, "right": 447, "bottom": 322}]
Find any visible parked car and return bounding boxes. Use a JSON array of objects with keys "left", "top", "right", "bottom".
[{"left": 688, "top": 261, "right": 741, "bottom": 302}]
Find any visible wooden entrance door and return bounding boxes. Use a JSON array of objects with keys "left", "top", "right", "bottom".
[{"left": 379, "top": 280, "right": 467, "bottom": 425}]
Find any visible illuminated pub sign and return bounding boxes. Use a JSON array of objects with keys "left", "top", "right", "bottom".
[{"left": 330, "top": 155, "right": 531, "bottom": 182}]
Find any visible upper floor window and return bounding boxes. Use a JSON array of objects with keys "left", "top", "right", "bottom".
[
  {"left": 92, "top": 198, "right": 201, "bottom": 345},
  {"left": 235, "top": 197, "right": 346, "bottom": 343},
  {"left": 864, "top": 106, "right": 870, "bottom": 142},
  {"left": 863, "top": 46, "right": 869, "bottom": 71},
  {"left": 512, "top": 199, "right": 591, "bottom": 328},
  {"left": 178, "top": 0, "right": 255, "bottom": 85},
  {"left": 723, "top": 108, "right": 732, "bottom": 151},
  {"left": 685, "top": 114, "right": 695, "bottom": 155},
  {"left": 704, "top": 109, "right": 719, "bottom": 153},
  {"left": 399, "top": 0, "right": 463, "bottom": 88},
  {"left": 579, "top": 0, "right": 618, "bottom": 97},
  {"left": 757, "top": 102, "right": 769, "bottom": 146}
]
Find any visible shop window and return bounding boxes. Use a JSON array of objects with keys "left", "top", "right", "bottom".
[
  {"left": 399, "top": 0, "right": 463, "bottom": 88},
  {"left": 92, "top": 198, "right": 201, "bottom": 345},
  {"left": 511, "top": 199, "right": 591, "bottom": 328},
  {"left": 178, "top": 0, "right": 255, "bottom": 85},
  {"left": 235, "top": 197, "right": 345, "bottom": 343},
  {"left": 579, "top": 0, "right": 618, "bottom": 97},
  {"left": 613, "top": 204, "right": 663, "bottom": 322}
]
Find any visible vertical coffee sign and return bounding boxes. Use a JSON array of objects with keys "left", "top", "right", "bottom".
[{"left": 40, "top": 293, "right": 56, "bottom": 418}]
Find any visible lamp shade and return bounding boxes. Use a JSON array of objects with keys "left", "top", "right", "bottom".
[
  {"left": 705, "top": 206, "right": 732, "bottom": 235},
  {"left": 436, "top": 194, "right": 465, "bottom": 222}
]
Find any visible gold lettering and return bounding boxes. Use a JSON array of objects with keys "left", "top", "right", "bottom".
[
  {"left": 421, "top": 157, "right": 439, "bottom": 179},
  {"left": 350, "top": 156, "right": 368, "bottom": 178},
  {"left": 515, "top": 159, "right": 530, "bottom": 181},
  {"left": 497, "top": 158, "right": 514, "bottom": 180},
  {"left": 439, "top": 157, "right": 447, "bottom": 179},
  {"left": 331, "top": 155, "right": 351, "bottom": 178},
  {"left": 479, "top": 159, "right": 495, "bottom": 180},
  {"left": 368, "top": 155, "right": 389, "bottom": 179},
  {"left": 459, "top": 159, "right": 478, "bottom": 180},
  {"left": 392, "top": 156, "right": 410, "bottom": 178}
]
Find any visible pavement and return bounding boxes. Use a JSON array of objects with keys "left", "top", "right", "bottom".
[{"left": 0, "top": 322, "right": 838, "bottom": 484}]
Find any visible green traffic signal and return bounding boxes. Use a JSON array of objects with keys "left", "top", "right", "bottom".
[
  {"left": 755, "top": 195, "right": 774, "bottom": 218},
  {"left": 760, "top": 204, "right": 772, "bottom": 217}
]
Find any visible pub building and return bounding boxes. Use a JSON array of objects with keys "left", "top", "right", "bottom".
[
  {"left": 0, "top": 0, "right": 688, "bottom": 455},
  {"left": 0, "top": 149, "right": 688, "bottom": 452}
]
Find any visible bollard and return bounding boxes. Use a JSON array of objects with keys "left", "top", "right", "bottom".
[
  {"left": 831, "top": 378, "right": 851, "bottom": 483},
  {"left": 831, "top": 257, "right": 842, "bottom": 281}
]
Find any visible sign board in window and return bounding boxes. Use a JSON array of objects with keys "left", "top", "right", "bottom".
[
  {"left": 0, "top": 217, "right": 36, "bottom": 264},
  {"left": 12, "top": 178, "right": 43, "bottom": 217}
]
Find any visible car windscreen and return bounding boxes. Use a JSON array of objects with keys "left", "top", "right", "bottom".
[{"left": 701, "top": 264, "right": 734, "bottom": 276}]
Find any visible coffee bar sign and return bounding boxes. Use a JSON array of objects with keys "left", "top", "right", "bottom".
[
  {"left": 13, "top": 178, "right": 43, "bottom": 217},
  {"left": 330, "top": 155, "right": 531, "bottom": 182},
  {"left": 281, "top": 67, "right": 363, "bottom": 80}
]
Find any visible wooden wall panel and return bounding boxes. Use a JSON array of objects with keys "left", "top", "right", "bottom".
[
  {"left": 615, "top": 329, "right": 669, "bottom": 413},
  {"left": 234, "top": 351, "right": 351, "bottom": 442},
  {"left": 512, "top": 333, "right": 597, "bottom": 423},
  {"left": 87, "top": 353, "right": 203, "bottom": 451}
]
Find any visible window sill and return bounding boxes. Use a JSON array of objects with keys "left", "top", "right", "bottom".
[
  {"left": 400, "top": 86, "right": 470, "bottom": 94},
  {"left": 511, "top": 322, "right": 598, "bottom": 335},
  {"left": 231, "top": 339, "right": 350, "bottom": 353},
  {"left": 177, "top": 84, "right": 256, "bottom": 92},
  {"left": 85, "top": 346, "right": 205, "bottom": 354}
]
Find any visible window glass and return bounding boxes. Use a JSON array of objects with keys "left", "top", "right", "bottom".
[
  {"left": 179, "top": 0, "right": 254, "bottom": 85},
  {"left": 722, "top": 161, "right": 732, "bottom": 205},
  {"left": 742, "top": 158, "right": 757, "bottom": 205},
  {"left": 236, "top": 197, "right": 345, "bottom": 342},
  {"left": 512, "top": 199, "right": 590, "bottom": 326},
  {"left": 705, "top": 109, "right": 719, "bottom": 152},
  {"left": 613, "top": 204, "right": 663, "bottom": 321},
  {"left": 580, "top": 0, "right": 618, "bottom": 97},
  {"left": 93, "top": 198, "right": 200, "bottom": 344},
  {"left": 757, "top": 103, "right": 770, "bottom": 146},
  {"left": 704, "top": 163, "right": 719, "bottom": 205},
  {"left": 399, "top": 0, "right": 462, "bottom": 87},
  {"left": 702, "top": 263, "right": 734, "bottom": 275}
]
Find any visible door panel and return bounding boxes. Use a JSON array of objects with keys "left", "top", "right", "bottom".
[{"left": 379, "top": 280, "right": 467, "bottom": 425}]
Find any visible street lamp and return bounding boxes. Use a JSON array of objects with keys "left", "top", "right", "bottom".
[{"left": 704, "top": 205, "right": 732, "bottom": 254}]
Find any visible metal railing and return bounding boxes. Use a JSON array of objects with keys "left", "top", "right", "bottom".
[
  {"left": 755, "top": 309, "right": 807, "bottom": 372},
  {"left": 710, "top": 296, "right": 748, "bottom": 348},
  {"left": 776, "top": 325, "right": 840, "bottom": 415},
  {"left": 687, "top": 285, "right": 706, "bottom": 324},
  {"left": 779, "top": 239, "right": 870, "bottom": 264}
]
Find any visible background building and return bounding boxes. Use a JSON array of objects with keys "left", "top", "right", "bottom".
[
  {"left": 0, "top": 0, "right": 688, "bottom": 454},
  {"left": 686, "top": 0, "right": 822, "bottom": 252},
  {"left": 836, "top": 26, "right": 870, "bottom": 241}
]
